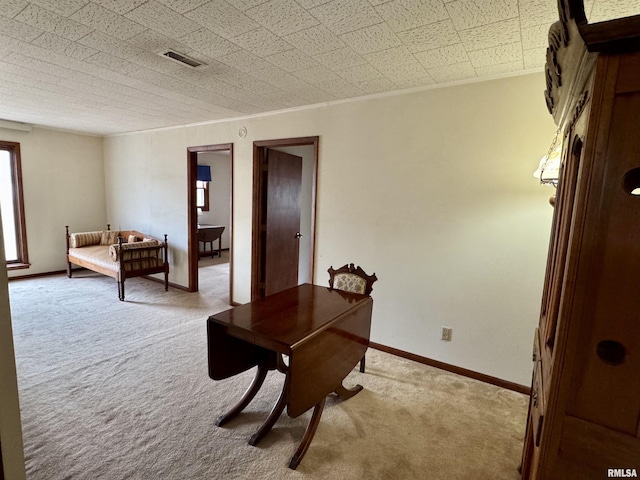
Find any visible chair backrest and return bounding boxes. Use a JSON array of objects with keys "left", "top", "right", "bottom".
[{"left": 328, "top": 263, "right": 378, "bottom": 296}]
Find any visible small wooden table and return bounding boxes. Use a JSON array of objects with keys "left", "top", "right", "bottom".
[
  {"left": 207, "top": 283, "right": 373, "bottom": 469},
  {"left": 197, "top": 224, "right": 225, "bottom": 258}
]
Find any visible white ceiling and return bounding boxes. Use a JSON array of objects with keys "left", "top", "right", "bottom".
[{"left": 0, "top": 0, "right": 638, "bottom": 136}]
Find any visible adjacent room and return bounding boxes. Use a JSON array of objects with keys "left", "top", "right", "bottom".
[{"left": 1, "top": 1, "right": 638, "bottom": 479}]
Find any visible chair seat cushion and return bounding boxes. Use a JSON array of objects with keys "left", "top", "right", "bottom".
[{"left": 333, "top": 273, "right": 367, "bottom": 294}]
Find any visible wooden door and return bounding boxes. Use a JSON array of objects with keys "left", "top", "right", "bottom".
[{"left": 263, "top": 149, "right": 302, "bottom": 296}]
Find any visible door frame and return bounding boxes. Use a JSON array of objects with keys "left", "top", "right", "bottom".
[
  {"left": 251, "top": 136, "right": 319, "bottom": 300},
  {"left": 187, "top": 143, "right": 233, "bottom": 300}
]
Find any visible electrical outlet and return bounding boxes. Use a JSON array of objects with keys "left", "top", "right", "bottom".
[{"left": 441, "top": 327, "right": 453, "bottom": 341}]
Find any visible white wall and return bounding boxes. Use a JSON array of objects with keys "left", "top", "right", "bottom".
[
  {"left": 103, "top": 72, "right": 556, "bottom": 385},
  {"left": 103, "top": 130, "right": 190, "bottom": 279},
  {"left": 2, "top": 126, "right": 105, "bottom": 278}
]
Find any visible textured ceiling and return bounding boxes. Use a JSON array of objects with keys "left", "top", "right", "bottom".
[{"left": 0, "top": 0, "right": 638, "bottom": 135}]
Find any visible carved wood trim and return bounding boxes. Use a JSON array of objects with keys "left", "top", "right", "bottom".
[
  {"left": 563, "top": 0, "right": 587, "bottom": 26},
  {"left": 328, "top": 263, "right": 378, "bottom": 296},
  {"left": 544, "top": 0, "right": 640, "bottom": 121},
  {"left": 571, "top": 90, "right": 589, "bottom": 125},
  {"left": 545, "top": 20, "right": 569, "bottom": 114}
]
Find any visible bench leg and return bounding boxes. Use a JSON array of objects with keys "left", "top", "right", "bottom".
[{"left": 118, "top": 281, "right": 125, "bottom": 301}]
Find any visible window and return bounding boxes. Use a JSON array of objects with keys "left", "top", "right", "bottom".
[
  {"left": 196, "top": 180, "right": 210, "bottom": 211},
  {"left": 0, "top": 141, "right": 29, "bottom": 269}
]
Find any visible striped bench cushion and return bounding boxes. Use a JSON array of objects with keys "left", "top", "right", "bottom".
[
  {"left": 109, "top": 240, "right": 160, "bottom": 262},
  {"left": 69, "top": 231, "right": 102, "bottom": 248},
  {"left": 68, "top": 245, "right": 118, "bottom": 272}
]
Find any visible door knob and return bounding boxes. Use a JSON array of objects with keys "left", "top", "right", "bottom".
[{"left": 295, "top": 232, "right": 302, "bottom": 238}]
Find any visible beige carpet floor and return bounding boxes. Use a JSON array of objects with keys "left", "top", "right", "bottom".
[{"left": 8, "top": 264, "right": 528, "bottom": 479}]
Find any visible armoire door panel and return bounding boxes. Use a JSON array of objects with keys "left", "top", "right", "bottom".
[
  {"left": 542, "top": 134, "right": 583, "bottom": 351},
  {"left": 567, "top": 90, "right": 640, "bottom": 435},
  {"left": 560, "top": 416, "right": 640, "bottom": 470},
  {"left": 615, "top": 52, "right": 640, "bottom": 94}
]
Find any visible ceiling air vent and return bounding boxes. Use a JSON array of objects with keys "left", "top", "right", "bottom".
[{"left": 161, "top": 50, "right": 203, "bottom": 68}]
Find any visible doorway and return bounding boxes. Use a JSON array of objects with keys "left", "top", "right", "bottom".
[
  {"left": 187, "top": 144, "right": 233, "bottom": 301},
  {"left": 251, "top": 137, "right": 318, "bottom": 300}
]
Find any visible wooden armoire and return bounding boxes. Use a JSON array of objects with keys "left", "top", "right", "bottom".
[{"left": 520, "top": 1, "right": 640, "bottom": 478}]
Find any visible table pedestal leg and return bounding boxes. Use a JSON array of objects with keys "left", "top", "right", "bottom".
[
  {"left": 228, "top": 372, "right": 364, "bottom": 469},
  {"left": 334, "top": 382, "right": 363, "bottom": 399},
  {"left": 215, "top": 362, "right": 269, "bottom": 427},
  {"left": 249, "top": 378, "right": 289, "bottom": 446},
  {"left": 288, "top": 398, "right": 326, "bottom": 470}
]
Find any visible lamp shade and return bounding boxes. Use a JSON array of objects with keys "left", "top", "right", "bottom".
[
  {"left": 197, "top": 165, "right": 212, "bottom": 182},
  {"left": 533, "top": 143, "right": 562, "bottom": 186}
]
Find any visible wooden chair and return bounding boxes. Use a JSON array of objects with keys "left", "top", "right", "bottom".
[{"left": 328, "top": 263, "right": 378, "bottom": 373}]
